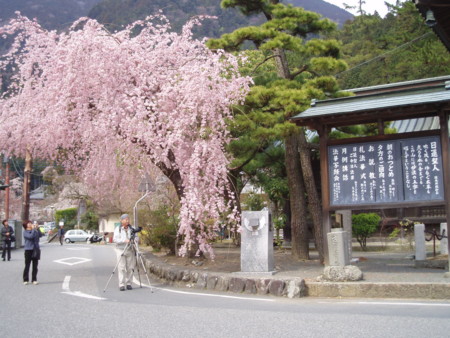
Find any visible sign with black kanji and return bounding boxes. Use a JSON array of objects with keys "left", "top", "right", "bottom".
[{"left": 328, "top": 136, "right": 444, "bottom": 206}]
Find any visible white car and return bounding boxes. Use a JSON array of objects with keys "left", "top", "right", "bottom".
[{"left": 64, "top": 229, "right": 90, "bottom": 243}]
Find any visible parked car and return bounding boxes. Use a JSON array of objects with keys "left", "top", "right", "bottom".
[{"left": 64, "top": 229, "right": 90, "bottom": 243}]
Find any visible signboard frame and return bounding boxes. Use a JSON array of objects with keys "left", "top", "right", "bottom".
[{"left": 328, "top": 134, "right": 445, "bottom": 208}]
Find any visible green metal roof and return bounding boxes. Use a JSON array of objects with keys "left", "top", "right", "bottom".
[{"left": 292, "top": 80, "right": 450, "bottom": 122}]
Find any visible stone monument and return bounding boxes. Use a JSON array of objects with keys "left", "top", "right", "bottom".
[
  {"left": 335, "top": 210, "right": 353, "bottom": 260},
  {"left": 320, "top": 228, "right": 363, "bottom": 282},
  {"left": 327, "top": 228, "right": 350, "bottom": 266},
  {"left": 240, "top": 210, "right": 274, "bottom": 273}
]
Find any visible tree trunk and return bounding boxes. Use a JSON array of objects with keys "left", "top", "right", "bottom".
[
  {"left": 227, "top": 168, "right": 242, "bottom": 246},
  {"left": 5, "top": 161, "right": 10, "bottom": 220},
  {"left": 274, "top": 48, "right": 291, "bottom": 78},
  {"left": 274, "top": 48, "right": 312, "bottom": 260},
  {"left": 297, "top": 128, "right": 325, "bottom": 263},
  {"left": 156, "top": 150, "right": 184, "bottom": 200},
  {"left": 285, "top": 132, "right": 309, "bottom": 259},
  {"left": 21, "top": 148, "right": 32, "bottom": 222},
  {"left": 282, "top": 198, "right": 291, "bottom": 244}
]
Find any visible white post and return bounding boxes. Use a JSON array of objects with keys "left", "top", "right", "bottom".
[{"left": 440, "top": 223, "right": 448, "bottom": 255}]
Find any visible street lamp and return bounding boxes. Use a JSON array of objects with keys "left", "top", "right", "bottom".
[
  {"left": 133, "top": 174, "right": 156, "bottom": 228},
  {"left": 49, "top": 205, "right": 55, "bottom": 228}
]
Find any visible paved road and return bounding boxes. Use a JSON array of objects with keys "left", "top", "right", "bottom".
[{"left": 1, "top": 241, "right": 450, "bottom": 337}]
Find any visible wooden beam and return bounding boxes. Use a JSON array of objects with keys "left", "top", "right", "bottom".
[
  {"left": 318, "top": 124, "right": 331, "bottom": 265},
  {"left": 438, "top": 110, "right": 450, "bottom": 272}
]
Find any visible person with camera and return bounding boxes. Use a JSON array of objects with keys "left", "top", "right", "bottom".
[
  {"left": 1, "top": 219, "right": 14, "bottom": 261},
  {"left": 23, "top": 220, "right": 43, "bottom": 285},
  {"left": 113, "top": 214, "right": 138, "bottom": 291}
]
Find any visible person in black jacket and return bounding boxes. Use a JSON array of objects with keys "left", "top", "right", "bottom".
[
  {"left": 1, "top": 219, "right": 14, "bottom": 261},
  {"left": 57, "top": 225, "right": 65, "bottom": 245}
]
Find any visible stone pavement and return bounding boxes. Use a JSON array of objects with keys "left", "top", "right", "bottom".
[{"left": 140, "top": 244, "right": 450, "bottom": 300}]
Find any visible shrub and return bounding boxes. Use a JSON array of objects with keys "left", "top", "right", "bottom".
[
  {"left": 55, "top": 207, "right": 78, "bottom": 229},
  {"left": 352, "top": 213, "right": 381, "bottom": 251},
  {"left": 241, "top": 192, "right": 265, "bottom": 211},
  {"left": 140, "top": 205, "right": 178, "bottom": 255}
]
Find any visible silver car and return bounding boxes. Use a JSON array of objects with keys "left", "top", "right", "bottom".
[{"left": 64, "top": 229, "right": 90, "bottom": 243}]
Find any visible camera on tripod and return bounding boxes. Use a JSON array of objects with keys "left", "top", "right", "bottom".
[{"left": 129, "top": 226, "right": 142, "bottom": 239}]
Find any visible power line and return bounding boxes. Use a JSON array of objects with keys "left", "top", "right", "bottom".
[
  {"left": 10, "top": 157, "right": 23, "bottom": 179},
  {"left": 335, "top": 32, "right": 434, "bottom": 77}
]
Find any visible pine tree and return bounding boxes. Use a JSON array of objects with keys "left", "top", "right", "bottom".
[{"left": 208, "top": 0, "right": 348, "bottom": 261}]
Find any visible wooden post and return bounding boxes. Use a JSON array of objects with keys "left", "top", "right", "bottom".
[
  {"left": 439, "top": 111, "right": 450, "bottom": 272},
  {"left": 319, "top": 124, "right": 331, "bottom": 265},
  {"left": 21, "top": 148, "right": 32, "bottom": 222}
]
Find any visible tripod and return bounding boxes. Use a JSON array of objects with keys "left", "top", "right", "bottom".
[{"left": 103, "top": 233, "right": 153, "bottom": 293}]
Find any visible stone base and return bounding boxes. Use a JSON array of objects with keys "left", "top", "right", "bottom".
[
  {"left": 232, "top": 271, "right": 277, "bottom": 276},
  {"left": 318, "top": 265, "right": 363, "bottom": 282},
  {"left": 415, "top": 260, "right": 448, "bottom": 270}
]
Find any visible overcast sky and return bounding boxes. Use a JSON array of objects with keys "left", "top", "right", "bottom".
[{"left": 324, "top": 0, "right": 405, "bottom": 17}]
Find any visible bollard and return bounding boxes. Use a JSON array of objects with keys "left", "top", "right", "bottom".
[
  {"left": 440, "top": 223, "right": 448, "bottom": 255},
  {"left": 414, "top": 223, "right": 426, "bottom": 260}
]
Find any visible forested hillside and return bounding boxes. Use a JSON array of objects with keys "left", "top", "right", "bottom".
[
  {"left": 288, "top": 0, "right": 353, "bottom": 26},
  {"left": 88, "top": 0, "right": 353, "bottom": 37},
  {"left": 0, "top": 0, "right": 102, "bottom": 29},
  {"left": 331, "top": 2, "right": 450, "bottom": 89}
]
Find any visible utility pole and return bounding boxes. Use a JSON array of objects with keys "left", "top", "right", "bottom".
[{"left": 21, "top": 148, "right": 32, "bottom": 222}]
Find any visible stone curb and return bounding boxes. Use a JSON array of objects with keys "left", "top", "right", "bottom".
[
  {"left": 306, "top": 282, "right": 450, "bottom": 299},
  {"left": 142, "top": 252, "right": 450, "bottom": 300},
  {"left": 142, "top": 252, "right": 306, "bottom": 298}
]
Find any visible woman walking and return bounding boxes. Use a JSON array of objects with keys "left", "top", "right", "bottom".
[{"left": 23, "top": 220, "right": 43, "bottom": 285}]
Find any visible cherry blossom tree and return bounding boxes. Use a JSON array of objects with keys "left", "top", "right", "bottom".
[{"left": 0, "top": 13, "right": 251, "bottom": 257}]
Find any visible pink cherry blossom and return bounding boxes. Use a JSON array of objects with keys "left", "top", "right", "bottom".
[{"left": 0, "top": 13, "right": 252, "bottom": 257}]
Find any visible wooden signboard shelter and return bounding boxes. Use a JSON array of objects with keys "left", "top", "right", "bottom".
[{"left": 291, "top": 76, "right": 450, "bottom": 267}]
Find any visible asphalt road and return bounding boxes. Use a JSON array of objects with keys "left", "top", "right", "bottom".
[{"left": 1, "top": 240, "right": 450, "bottom": 338}]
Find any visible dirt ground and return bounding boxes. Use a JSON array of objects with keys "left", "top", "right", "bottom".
[{"left": 145, "top": 243, "right": 323, "bottom": 275}]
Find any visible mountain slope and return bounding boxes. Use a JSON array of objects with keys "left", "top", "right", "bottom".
[
  {"left": 88, "top": 0, "right": 353, "bottom": 37},
  {"left": 0, "top": 0, "right": 353, "bottom": 34},
  {"left": 0, "top": 0, "right": 102, "bottom": 29}
]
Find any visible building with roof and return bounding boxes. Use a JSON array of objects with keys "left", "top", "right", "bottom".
[{"left": 292, "top": 75, "right": 450, "bottom": 265}]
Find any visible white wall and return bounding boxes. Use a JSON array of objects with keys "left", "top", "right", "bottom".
[{"left": 99, "top": 214, "right": 121, "bottom": 233}]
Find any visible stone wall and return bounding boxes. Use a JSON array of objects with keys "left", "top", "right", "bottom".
[{"left": 142, "top": 252, "right": 306, "bottom": 298}]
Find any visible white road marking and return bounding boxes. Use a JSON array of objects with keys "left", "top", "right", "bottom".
[
  {"left": 66, "top": 247, "right": 90, "bottom": 251},
  {"left": 62, "top": 276, "right": 70, "bottom": 291},
  {"left": 355, "top": 301, "right": 450, "bottom": 307},
  {"left": 159, "top": 287, "right": 275, "bottom": 301},
  {"left": 319, "top": 300, "right": 450, "bottom": 307},
  {"left": 132, "top": 277, "right": 274, "bottom": 302},
  {"left": 62, "top": 276, "right": 106, "bottom": 300},
  {"left": 54, "top": 257, "right": 92, "bottom": 265}
]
